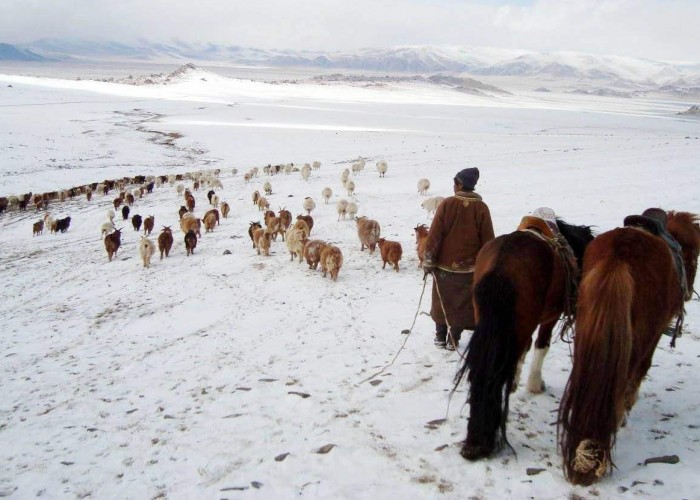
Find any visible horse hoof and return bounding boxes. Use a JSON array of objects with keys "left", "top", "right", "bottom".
[
  {"left": 460, "top": 443, "right": 491, "bottom": 461},
  {"left": 527, "top": 380, "right": 546, "bottom": 394}
]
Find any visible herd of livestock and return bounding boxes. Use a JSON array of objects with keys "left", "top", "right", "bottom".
[{"left": 7, "top": 158, "right": 442, "bottom": 279}]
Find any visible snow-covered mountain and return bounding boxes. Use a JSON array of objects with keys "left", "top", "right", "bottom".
[
  {"left": 0, "top": 42, "right": 46, "bottom": 61},
  {"left": 14, "top": 39, "right": 700, "bottom": 87}
]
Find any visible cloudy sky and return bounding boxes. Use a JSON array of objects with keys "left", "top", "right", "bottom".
[{"left": 1, "top": 0, "right": 698, "bottom": 62}]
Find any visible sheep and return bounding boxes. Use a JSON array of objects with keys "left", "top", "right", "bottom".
[
  {"left": 257, "top": 196, "right": 270, "bottom": 211},
  {"left": 220, "top": 202, "right": 230, "bottom": 218},
  {"left": 184, "top": 229, "right": 197, "bottom": 256},
  {"left": 340, "top": 170, "right": 350, "bottom": 186},
  {"left": 263, "top": 181, "right": 272, "bottom": 195},
  {"left": 143, "top": 216, "right": 155, "bottom": 236},
  {"left": 284, "top": 163, "right": 293, "bottom": 175},
  {"left": 336, "top": 199, "right": 349, "bottom": 221},
  {"left": 251, "top": 166, "right": 259, "bottom": 177},
  {"left": 296, "top": 215, "right": 314, "bottom": 235},
  {"left": 203, "top": 211, "right": 217, "bottom": 233},
  {"left": 264, "top": 210, "right": 283, "bottom": 241},
  {"left": 176, "top": 183, "right": 185, "bottom": 196},
  {"left": 417, "top": 178, "right": 431, "bottom": 195},
  {"left": 303, "top": 197, "right": 315, "bottom": 215},
  {"left": 321, "top": 187, "right": 333, "bottom": 204},
  {"left": 180, "top": 216, "right": 202, "bottom": 238},
  {"left": 414, "top": 224, "right": 429, "bottom": 267},
  {"left": 248, "top": 221, "right": 262, "bottom": 248},
  {"left": 244, "top": 172, "right": 252, "bottom": 184},
  {"left": 355, "top": 216, "right": 381, "bottom": 253},
  {"left": 55, "top": 216, "right": 71, "bottom": 233},
  {"left": 107, "top": 209, "right": 115, "bottom": 222},
  {"left": 252, "top": 190, "right": 260, "bottom": 205},
  {"left": 204, "top": 208, "right": 220, "bottom": 226},
  {"left": 303, "top": 240, "right": 327, "bottom": 270},
  {"left": 278, "top": 209, "right": 292, "bottom": 231},
  {"left": 377, "top": 238, "right": 403, "bottom": 272},
  {"left": 104, "top": 228, "right": 122, "bottom": 262},
  {"left": 285, "top": 226, "right": 309, "bottom": 262},
  {"left": 210, "top": 194, "right": 220, "bottom": 208},
  {"left": 320, "top": 245, "right": 343, "bottom": 281},
  {"left": 158, "top": 226, "right": 173, "bottom": 259},
  {"left": 253, "top": 228, "right": 272, "bottom": 256},
  {"left": 139, "top": 237, "right": 156, "bottom": 268},
  {"left": 45, "top": 213, "right": 57, "bottom": 234},
  {"left": 131, "top": 214, "right": 143, "bottom": 232},
  {"left": 346, "top": 180, "right": 356, "bottom": 196},
  {"left": 32, "top": 220, "right": 44, "bottom": 236},
  {"left": 210, "top": 178, "right": 223, "bottom": 189},
  {"left": 312, "top": 160, "right": 321, "bottom": 170},
  {"left": 421, "top": 196, "right": 444, "bottom": 217},
  {"left": 263, "top": 165, "right": 271, "bottom": 176},
  {"left": 301, "top": 166, "right": 311, "bottom": 181},
  {"left": 346, "top": 201, "right": 358, "bottom": 219},
  {"left": 351, "top": 162, "right": 364, "bottom": 175},
  {"left": 376, "top": 160, "right": 388, "bottom": 177},
  {"left": 101, "top": 220, "right": 116, "bottom": 237}
]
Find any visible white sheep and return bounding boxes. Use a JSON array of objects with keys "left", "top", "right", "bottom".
[
  {"left": 417, "top": 178, "right": 431, "bottom": 195},
  {"left": 351, "top": 162, "right": 364, "bottom": 175},
  {"left": 101, "top": 221, "right": 116, "bottom": 237},
  {"left": 176, "top": 183, "right": 185, "bottom": 197},
  {"left": 322, "top": 187, "right": 333, "bottom": 204},
  {"left": 107, "top": 209, "right": 115, "bottom": 222},
  {"left": 139, "top": 236, "right": 156, "bottom": 268},
  {"left": 285, "top": 226, "right": 308, "bottom": 263},
  {"left": 303, "top": 197, "right": 316, "bottom": 215},
  {"left": 312, "top": 161, "right": 321, "bottom": 170},
  {"left": 211, "top": 178, "right": 223, "bottom": 189},
  {"left": 336, "top": 199, "right": 349, "bottom": 221},
  {"left": 376, "top": 160, "right": 388, "bottom": 177},
  {"left": 284, "top": 163, "right": 293, "bottom": 175},
  {"left": 211, "top": 194, "right": 220, "bottom": 207},
  {"left": 347, "top": 201, "right": 358, "bottom": 219},
  {"left": 421, "top": 196, "right": 445, "bottom": 217},
  {"left": 301, "top": 166, "right": 311, "bottom": 182},
  {"left": 263, "top": 180, "right": 272, "bottom": 195},
  {"left": 251, "top": 166, "right": 259, "bottom": 177},
  {"left": 340, "top": 170, "right": 350, "bottom": 187},
  {"left": 346, "top": 180, "right": 356, "bottom": 196}
]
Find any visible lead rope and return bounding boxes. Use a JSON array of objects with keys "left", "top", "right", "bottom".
[{"left": 358, "top": 275, "right": 429, "bottom": 385}]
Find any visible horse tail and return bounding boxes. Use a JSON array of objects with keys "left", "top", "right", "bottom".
[
  {"left": 454, "top": 271, "right": 519, "bottom": 460},
  {"left": 558, "top": 256, "right": 633, "bottom": 485}
]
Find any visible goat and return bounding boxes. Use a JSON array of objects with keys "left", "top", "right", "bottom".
[
  {"left": 113, "top": 198, "right": 122, "bottom": 210},
  {"left": 203, "top": 211, "right": 217, "bottom": 233},
  {"left": 264, "top": 210, "right": 283, "bottom": 241},
  {"left": 303, "top": 240, "right": 327, "bottom": 270},
  {"left": 139, "top": 237, "right": 156, "bottom": 268},
  {"left": 107, "top": 209, "right": 115, "bottom": 222},
  {"left": 185, "top": 192, "right": 195, "bottom": 212},
  {"left": 377, "top": 238, "right": 403, "bottom": 272},
  {"left": 104, "top": 228, "right": 122, "bottom": 262},
  {"left": 252, "top": 190, "right": 260, "bottom": 205},
  {"left": 296, "top": 215, "right": 314, "bottom": 235},
  {"left": 278, "top": 208, "right": 292, "bottom": 231},
  {"left": 132, "top": 214, "right": 143, "bottom": 232},
  {"left": 285, "top": 226, "right": 309, "bottom": 262},
  {"left": 355, "top": 216, "right": 380, "bottom": 253},
  {"left": 193, "top": 180, "right": 200, "bottom": 191},
  {"left": 204, "top": 208, "right": 220, "bottom": 226},
  {"left": 158, "top": 226, "right": 173, "bottom": 259},
  {"left": 322, "top": 187, "right": 332, "bottom": 204},
  {"left": 121, "top": 205, "right": 130, "bottom": 221},
  {"left": 253, "top": 228, "right": 272, "bottom": 256},
  {"left": 336, "top": 199, "right": 349, "bottom": 221},
  {"left": 257, "top": 196, "right": 269, "bottom": 211},
  {"left": 55, "top": 216, "right": 71, "bottom": 233},
  {"left": 376, "top": 160, "right": 388, "bottom": 177},
  {"left": 32, "top": 220, "right": 44, "bottom": 236},
  {"left": 417, "top": 178, "right": 430, "bottom": 195},
  {"left": 125, "top": 193, "right": 135, "bottom": 206},
  {"left": 220, "top": 202, "right": 230, "bottom": 218},
  {"left": 248, "top": 221, "right": 262, "bottom": 248},
  {"left": 320, "top": 245, "right": 343, "bottom": 281},
  {"left": 143, "top": 215, "right": 155, "bottom": 236},
  {"left": 421, "top": 196, "right": 444, "bottom": 217},
  {"left": 207, "top": 189, "right": 215, "bottom": 203},
  {"left": 347, "top": 201, "right": 358, "bottom": 219},
  {"left": 45, "top": 213, "right": 57, "bottom": 234},
  {"left": 178, "top": 206, "right": 188, "bottom": 220},
  {"left": 210, "top": 194, "right": 219, "bottom": 208},
  {"left": 414, "top": 224, "right": 430, "bottom": 267},
  {"left": 303, "top": 197, "right": 315, "bottom": 215},
  {"left": 180, "top": 216, "right": 202, "bottom": 238},
  {"left": 184, "top": 229, "right": 198, "bottom": 256}
]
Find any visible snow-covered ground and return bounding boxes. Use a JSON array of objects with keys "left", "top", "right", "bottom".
[{"left": 0, "top": 65, "right": 699, "bottom": 499}]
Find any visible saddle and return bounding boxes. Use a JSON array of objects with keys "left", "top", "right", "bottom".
[
  {"left": 623, "top": 215, "right": 663, "bottom": 236},
  {"left": 517, "top": 215, "right": 555, "bottom": 240}
]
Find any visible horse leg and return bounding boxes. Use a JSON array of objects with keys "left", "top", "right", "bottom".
[
  {"left": 526, "top": 320, "right": 556, "bottom": 394},
  {"left": 512, "top": 347, "right": 529, "bottom": 394}
]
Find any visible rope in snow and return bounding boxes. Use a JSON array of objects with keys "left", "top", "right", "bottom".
[{"left": 357, "top": 274, "right": 429, "bottom": 385}]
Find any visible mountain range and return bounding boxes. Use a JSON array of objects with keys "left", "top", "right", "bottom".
[{"left": 3, "top": 39, "right": 700, "bottom": 91}]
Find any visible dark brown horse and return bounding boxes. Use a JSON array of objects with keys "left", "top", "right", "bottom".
[
  {"left": 558, "top": 211, "right": 700, "bottom": 485},
  {"left": 454, "top": 218, "right": 594, "bottom": 461}
]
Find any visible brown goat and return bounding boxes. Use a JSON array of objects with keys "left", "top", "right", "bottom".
[
  {"left": 158, "top": 226, "right": 173, "bottom": 259},
  {"left": 178, "top": 206, "right": 188, "bottom": 220},
  {"left": 184, "top": 229, "right": 197, "bottom": 256},
  {"left": 253, "top": 228, "right": 272, "bottom": 256},
  {"left": 377, "top": 238, "right": 403, "bottom": 272},
  {"left": 278, "top": 209, "right": 292, "bottom": 231},
  {"left": 220, "top": 202, "right": 230, "bottom": 218},
  {"left": 248, "top": 221, "right": 262, "bottom": 248},
  {"left": 32, "top": 220, "right": 44, "bottom": 236},
  {"left": 113, "top": 198, "right": 122, "bottom": 210},
  {"left": 303, "top": 240, "right": 328, "bottom": 270},
  {"left": 125, "top": 193, "right": 135, "bottom": 206},
  {"left": 264, "top": 210, "right": 283, "bottom": 241},
  {"left": 204, "top": 208, "right": 220, "bottom": 226},
  {"left": 296, "top": 214, "right": 314, "bottom": 235},
  {"left": 413, "top": 224, "right": 429, "bottom": 267},
  {"left": 320, "top": 245, "right": 343, "bottom": 281},
  {"left": 203, "top": 211, "right": 217, "bottom": 233},
  {"left": 143, "top": 215, "right": 155, "bottom": 236},
  {"left": 355, "top": 216, "right": 381, "bottom": 253},
  {"left": 104, "top": 228, "right": 122, "bottom": 262}
]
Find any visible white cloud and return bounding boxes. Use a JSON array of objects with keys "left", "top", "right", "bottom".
[{"left": 1, "top": 0, "right": 698, "bottom": 62}]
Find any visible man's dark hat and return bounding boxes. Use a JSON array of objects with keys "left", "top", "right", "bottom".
[{"left": 454, "top": 167, "right": 479, "bottom": 190}]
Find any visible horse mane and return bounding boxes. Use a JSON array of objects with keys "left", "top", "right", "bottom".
[{"left": 556, "top": 219, "right": 595, "bottom": 268}]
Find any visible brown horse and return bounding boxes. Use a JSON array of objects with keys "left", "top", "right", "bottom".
[
  {"left": 454, "top": 218, "right": 594, "bottom": 461},
  {"left": 558, "top": 211, "right": 700, "bottom": 485}
]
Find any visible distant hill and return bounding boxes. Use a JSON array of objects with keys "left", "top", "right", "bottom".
[{"left": 0, "top": 43, "right": 45, "bottom": 61}]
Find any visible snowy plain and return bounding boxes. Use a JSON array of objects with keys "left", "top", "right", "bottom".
[{"left": 0, "top": 65, "right": 699, "bottom": 499}]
